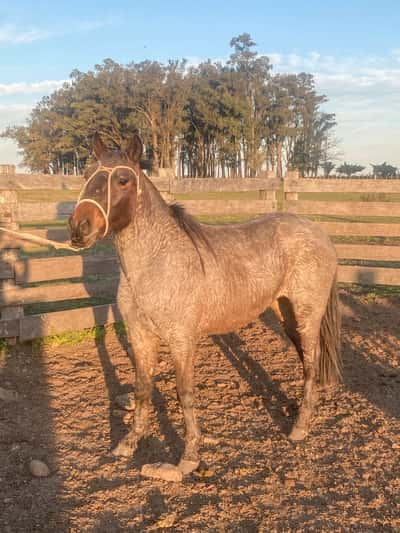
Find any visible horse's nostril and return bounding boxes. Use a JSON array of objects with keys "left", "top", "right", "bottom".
[{"left": 79, "top": 218, "right": 90, "bottom": 235}]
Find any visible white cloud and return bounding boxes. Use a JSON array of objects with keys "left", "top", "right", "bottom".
[
  {"left": 268, "top": 51, "right": 400, "bottom": 167},
  {"left": 0, "top": 138, "right": 21, "bottom": 166},
  {"left": 0, "top": 80, "right": 67, "bottom": 96},
  {"left": 0, "top": 18, "right": 117, "bottom": 46},
  {"left": 0, "top": 24, "right": 50, "bottom": 45},
  {"left": 0, "top": 103, "right": 32, "bottom": 128}
]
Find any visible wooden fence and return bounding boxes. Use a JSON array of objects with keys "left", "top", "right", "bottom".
[
  {"left": 284, "top": 172, "right": 400, "bottom": 286},
  {"left": 1, "top": 172, "right": 399, "bottom": 341}
]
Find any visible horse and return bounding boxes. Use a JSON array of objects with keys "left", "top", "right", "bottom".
[{"left": 69, "top": 132, "right": 341, "bottom": 476}]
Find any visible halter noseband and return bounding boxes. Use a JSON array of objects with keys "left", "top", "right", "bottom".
[{"left": 76, "top": 164, "right": 139, "bottom": 237}]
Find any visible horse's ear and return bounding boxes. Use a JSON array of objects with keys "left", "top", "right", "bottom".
[
  {"left": 126, "top": 134, "right": 143, "bottom": 163},
  {"left": 93, "top": 132, "right": 106, "bottom": 160}
]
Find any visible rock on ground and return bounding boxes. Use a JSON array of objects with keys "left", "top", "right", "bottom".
[{"left": 29, "top": 459, "right": 50, "bottom": 477}]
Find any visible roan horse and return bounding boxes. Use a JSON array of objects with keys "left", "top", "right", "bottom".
[{"left": 69, "top": 133, "right": 341, "bottom": 477}]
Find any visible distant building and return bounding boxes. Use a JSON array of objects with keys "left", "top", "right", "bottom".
[{"left": 0, "top": 164, "right": 16, "bottom": 175}]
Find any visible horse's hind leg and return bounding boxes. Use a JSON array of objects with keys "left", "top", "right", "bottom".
[
  {"left": 276, "top": 297, "right": 321, "bottom": 441},
  {"left": 170, "top": 338, "right": 201, "bottom": 474}
]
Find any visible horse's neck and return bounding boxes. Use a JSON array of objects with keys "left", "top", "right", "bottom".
[{"left": 113, "top": 175, "right": 173, "bottom": 272}]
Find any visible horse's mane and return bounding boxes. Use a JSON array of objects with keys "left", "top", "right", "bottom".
[{"left": 169, "top": 203, "right": 215, "bottom": 272}]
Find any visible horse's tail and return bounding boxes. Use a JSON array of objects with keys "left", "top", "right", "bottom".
[{"left": 319, "top": 272, "right": 342, "bottom": 386}]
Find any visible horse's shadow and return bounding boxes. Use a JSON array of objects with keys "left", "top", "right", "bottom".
[{"left": 212, "top": 326, "right": 295, "bottom": 437}]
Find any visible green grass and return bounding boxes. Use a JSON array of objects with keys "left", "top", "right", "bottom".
[
  {"left": 175, "top": 191, "right": 260, "bottom": 201},
  {"left": 17, "top": 189, "right": 79, "bottom": 203},
  {"left": 20, "top": 220, "right": 67, "bottom": 229},
  {"left": 300, "top": 191, "right": 400, "bottom": 202},
  {"left": 338, "top": 283, "right": 400, "bottom": 298},
  {"left": 16, "top": 187, "right": 400, "bottom": 204},
  {"left": 31, "top": 321, "right": 126, "bottom": 348}
]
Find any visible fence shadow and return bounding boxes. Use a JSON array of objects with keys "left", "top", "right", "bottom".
[
  {"left": 0, "top": 233, "right": 68, "bottom": 531},
  {"left": 340, "top": 284, "right": 400, "bottom": 419}
]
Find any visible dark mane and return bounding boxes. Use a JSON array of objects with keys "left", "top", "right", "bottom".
[{"left": 169, "top": 203, "right": 215, "bottom": 272}]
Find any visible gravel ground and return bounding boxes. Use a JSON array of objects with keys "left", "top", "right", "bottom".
[{"left": 0, "top": 287, "right": 399, "bottom": 532}]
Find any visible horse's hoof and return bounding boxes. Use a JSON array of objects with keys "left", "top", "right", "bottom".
[
  {"left": 178, "top": 459, "right": 200, "bottom": 475},
  {"left": 141, "top": 463, "right": 183, "bottom": 482},
  {"left": 288, "top": 425, "right": 308, "bottom": 441},
  {"left": 111, "top": 435, "right": 137, "bottom": 457}
]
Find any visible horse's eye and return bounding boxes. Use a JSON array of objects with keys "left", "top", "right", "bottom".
[{"left": 119, "top": 177, "right": 129, "bottom": 186}]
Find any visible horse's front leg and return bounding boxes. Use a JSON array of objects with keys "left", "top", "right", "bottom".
[
  {"left": 170, "top": 339, "right": 201, "bottom": 474},
  {"left": 112, "top": 327, "right": 159, "bottom": 457}
]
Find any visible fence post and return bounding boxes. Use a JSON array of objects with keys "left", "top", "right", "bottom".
[
  {"left": 283, "top": 170, "right": 300, "bottom": 208},
  {"left": 0, "top": 190, "right": 23, "bottom": 344}
]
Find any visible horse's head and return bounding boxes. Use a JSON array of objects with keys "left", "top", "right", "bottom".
[{"left": 69, "top": 133, "right": 143, "bottom": 248}]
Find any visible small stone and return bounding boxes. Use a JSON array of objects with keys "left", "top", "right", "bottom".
[
  {"left": 115, "top": 392, "right": 135, "bottom": 411},
  {"left": 0, "top": 386, "right": 18, "bottom": 402},
  {"left": 141, "top": 462, "right": 183, "bottom": 482},
  {"left": 29, "top": 459, "right": 50, "bottom": 477}
]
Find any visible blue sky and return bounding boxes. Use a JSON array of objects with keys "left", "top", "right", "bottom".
[{"left": 1, "top": 0, "right": 400, "bottom": 171}]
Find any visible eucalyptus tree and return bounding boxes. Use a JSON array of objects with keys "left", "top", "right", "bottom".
[
  {"left": 371, "top": 162, "right": 397, "bottom": 177},
  {"left": 337, "top": 163, "right": 365, "bottom": 177},
  {"left": 2, "top": 34, "right": 336, "bottom": 177}
]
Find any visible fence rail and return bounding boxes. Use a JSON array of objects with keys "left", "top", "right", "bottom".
[{"left": 1, "top": 172, "right": 399, "bottom": 341}]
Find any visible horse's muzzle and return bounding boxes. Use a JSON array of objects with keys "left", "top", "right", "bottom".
[{"left": 68, "top": 215, "right": 98, "bottom": 249}]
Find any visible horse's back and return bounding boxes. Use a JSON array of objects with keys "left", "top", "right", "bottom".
[
  {"left": 197, "top": 212, "right": 337, "bottom": 335},
  {"left": 204, "top": 211, "right": 336, "bottom": 268}
]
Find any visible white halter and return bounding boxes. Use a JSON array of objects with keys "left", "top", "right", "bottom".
[{"left": 76, "top": 164, "right": 139, "bottom": 237}]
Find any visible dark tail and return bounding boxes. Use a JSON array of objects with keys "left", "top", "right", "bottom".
[{"left": 319, "top": 272, "right": 342, "bottom": 386}]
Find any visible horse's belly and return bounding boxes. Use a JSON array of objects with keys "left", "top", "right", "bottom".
[{"left": 201, "top": 292, "right": 274, "bottom": 335}]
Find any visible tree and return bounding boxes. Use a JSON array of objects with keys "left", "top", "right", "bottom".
[
  {"left": 371, "top": 162, "right": 397, "bottom": 177},
  {"left": 322, "top": 161, "right": 335, "bottom": 177},
  {"left": 336, "top": 162, "right": 365, "bottom": 177},
  {"left": 2, "top": 35, "right": 336, "bottom": 177}
]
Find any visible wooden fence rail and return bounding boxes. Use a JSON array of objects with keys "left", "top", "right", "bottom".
[{"left": 1, "top": 172, "right": 400, "bottom": 341}]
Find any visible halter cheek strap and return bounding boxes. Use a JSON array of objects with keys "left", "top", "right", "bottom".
[{"left": 76, "top": 164, "right": 139, "bottom": 237}]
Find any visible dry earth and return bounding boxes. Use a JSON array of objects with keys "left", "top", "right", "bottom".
[{"left": 0, "top": 288, "right": 399, "bottom": 532}]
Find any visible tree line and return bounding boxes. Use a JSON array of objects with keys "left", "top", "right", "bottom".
[
  {"left": 3, "top": 34, "right": 339, "bottom": 178},
  {"left": 323, "top": 162, "right": 398, "bottom": 178}
]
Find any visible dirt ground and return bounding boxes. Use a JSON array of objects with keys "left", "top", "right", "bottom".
[{"left": 0, "top": 287, "right": 399, "bottom": 532}]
